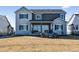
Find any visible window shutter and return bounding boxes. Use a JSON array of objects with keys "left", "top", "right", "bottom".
[
  {"left": 61, "top": 25, "right": 63, "bottom": 30},
  {"left": 26, "top": 25, "right": 28, "bottom": 30}
]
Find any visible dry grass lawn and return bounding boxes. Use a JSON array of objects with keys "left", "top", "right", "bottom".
[{"left": 0, "top": 36, "right": 79, "bottom": 52}]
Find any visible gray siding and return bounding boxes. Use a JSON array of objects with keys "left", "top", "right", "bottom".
[
  {"left": 32, "top": 13, "right": 35, "bottom": 20},
  {"left": 62, "top": 13, "right": 65, "bottom": 20},
  {"left": 32, "top": 13, "right": 61, "bottom": 21},
  {"left": 42, "top": 14, "right": 60, "bottom": 21}
]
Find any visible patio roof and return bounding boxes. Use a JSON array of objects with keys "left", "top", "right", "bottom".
[{"left": 30, "top": 20, "right": 52, "bottom": 24}]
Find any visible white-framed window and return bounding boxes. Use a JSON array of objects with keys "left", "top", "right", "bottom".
[
  {"left": 35, "top": 14, "right": 42, "bottom": 20},
  {"left": 60, "top": 14, "right": 64, "bottom": 19},
  {"left": 19, "top": 24, "right": 29, "bottom": 31},
  {"left": 19, "top": 14, "right": 28, "bottom": 19},
  {"left": 55, "top": 25, "right": 63, "bottom": 30},
  {"left": 55, "top": 25, "right": 59, "bottom": 30},
  {"left": 19, "top": 25, "right": 24, "bottom": 31}
]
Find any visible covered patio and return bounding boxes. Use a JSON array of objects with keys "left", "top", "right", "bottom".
[{"left": 30, "top": 21, "right": 52, "bottom": 35}]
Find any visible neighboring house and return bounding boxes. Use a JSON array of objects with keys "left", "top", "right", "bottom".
[
  {"left": 15, "top": 7, "right": 67, "bottom": 35},
  {"left": 68, "top": 14, "right": 79, "bottom": 35},
  {"left": 0, "top": 15, "right": 14, "bottom": 35}
]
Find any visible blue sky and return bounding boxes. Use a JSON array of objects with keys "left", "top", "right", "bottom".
[{"left": 0, "top": 6, "right": 79, "bottom": 30}]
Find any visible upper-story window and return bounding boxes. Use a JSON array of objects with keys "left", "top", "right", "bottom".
[
  {"left": 19, "top": 14, "right": 28, "bottom": 19},
  {"left": 60, "top": 14, "right": 64, "bottom": 19},
  {"left": 35, "top": 14, "right": 42, "bottom": 20}
]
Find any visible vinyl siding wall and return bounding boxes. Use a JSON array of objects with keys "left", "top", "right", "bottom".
[
  {"left": 15, "top": 10, "right": 32, "bottom": 35},
  {"left": 32, "top": 13, "right": 65, "bottom": 21}
]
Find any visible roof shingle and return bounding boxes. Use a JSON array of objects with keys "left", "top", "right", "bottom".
[{"left": 30, "top": 9, "right": 66, "bottom": 14}]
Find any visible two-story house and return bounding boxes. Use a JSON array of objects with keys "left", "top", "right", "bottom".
[{"left": 15, "top": 7, "right": 67, "bottom": 35}]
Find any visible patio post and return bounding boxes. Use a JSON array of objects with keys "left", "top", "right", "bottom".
[{"left": 41, "top": 20, "right": 42, "bottom": 37}]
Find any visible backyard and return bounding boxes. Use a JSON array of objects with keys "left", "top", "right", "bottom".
[{"left": 0, "top": 36, "right": 79, "bottom": 51}]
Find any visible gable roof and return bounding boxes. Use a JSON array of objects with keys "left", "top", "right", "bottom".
[
  {"left": 15, "top": 6, "right": 32, "bottom": 13},
  {"left": 67, "top": 14, "right": 79, "bottom": 25},
  {"left": 30, "top": 9, "right": 66, "bottom": 14},
  {"left": 0, "top": 15, "right": 12, "bottom": 27},
  {"left": 53, "top": 17, "right": 66, "bottom": 22}
]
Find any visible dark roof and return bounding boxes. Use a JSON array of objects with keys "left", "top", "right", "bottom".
[
  {"left": 15, "top": 6, "right": 31, "bottom": 13},
  {"left": 15, "top": 7, "right": 66, "bottom": 14},
  {"left": 30, "top": 9, "right": 66, "bottom": 14}
]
